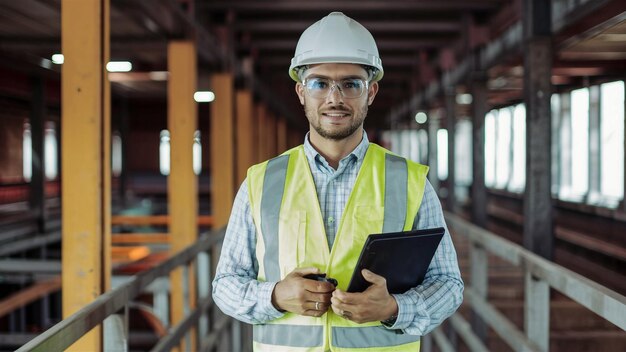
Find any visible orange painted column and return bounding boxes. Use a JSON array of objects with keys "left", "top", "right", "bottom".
[
  {"left": 256, "top": 103, "right": 267, "bottom": 162},
  {"left": 235, "top": 89, "right": 255, "bottom": 184},
  {"left": 210, "top": 73, "right": 236, "bottom": 229},
  {"left": 167, "top": 40, "right": 198, "bottom": 351},
  {"left": 266, "top": 110, "right": 277, "bottom": 158},
  {"left": 61, "top": 0, "right": 110, "bottom": 350},
  {"left": 277, "top": 117, "right": 288, "bottom": 154}
]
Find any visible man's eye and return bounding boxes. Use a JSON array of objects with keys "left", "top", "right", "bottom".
[
  {"left": 309, "top": 80, "right": 329, "bottom": 89},
  {"left": 342, "top": 80, "right": 362, "bottom": 89}
]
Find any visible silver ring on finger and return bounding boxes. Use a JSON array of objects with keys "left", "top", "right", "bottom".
[{"left": 315, "top": 301, "right": 320, "bottom": 310}]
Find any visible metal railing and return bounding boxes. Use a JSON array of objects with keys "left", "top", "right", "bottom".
[
  {"left": 428, "top": 212, "right": 626, "bottom": 352},
  {"left": 17, "top": 228, "right": 241, "bottom": 352}
]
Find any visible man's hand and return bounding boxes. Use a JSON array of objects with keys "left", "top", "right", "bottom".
[
  {"left": 330, "top": 269, "right": 398, "bottom": 324},
  {"left": 272, "top": 267, "right": 335, "bottom": 317}
]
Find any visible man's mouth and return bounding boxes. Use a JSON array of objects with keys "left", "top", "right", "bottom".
[{"left": 321, "top": 111, "right": 351, "bottom": 118}]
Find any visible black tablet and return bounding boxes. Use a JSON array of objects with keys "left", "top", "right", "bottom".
[{"left": 346, "top": 227, "right": 445, "bottom": 293}]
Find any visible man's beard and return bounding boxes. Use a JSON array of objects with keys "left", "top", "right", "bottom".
[{"left": 304, "top": 101, "right": 368, "bottom": 141}]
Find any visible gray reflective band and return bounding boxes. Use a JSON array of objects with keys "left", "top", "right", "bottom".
[
  {"left": 254, "top": 324, "right": 323, "bottom": 347},
  {"left": 383, "top": 154, "right": 408, "bottom": 233},
  {"left": 332, "top": 326, "right": 420, "bottom": 348},
  {"left": 260, "top": 155, "right": 290, "bottom": 282}
]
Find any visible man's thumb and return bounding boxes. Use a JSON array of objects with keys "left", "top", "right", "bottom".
[{"left": 362, "top": 269, "right": 385, "bottom": 285}]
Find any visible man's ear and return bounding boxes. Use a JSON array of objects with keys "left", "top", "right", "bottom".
[
  {"left": 295, "top": 83, "right": 305, "bottom": 105},
  {"left": 367, "top": 82, "right": 379, "bottom": 106}
]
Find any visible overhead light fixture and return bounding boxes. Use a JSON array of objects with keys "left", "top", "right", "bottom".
[
  {"left": 106, "top": 61, "right": 132, "bottom": 72},
  {"left": 194, "top": 91, "right": 215, "bottom": 103},
  {"left": 415, "top": 112, "right": 428, "bottom": 124},
  {"left": 51, "top": 54, "right": 64, "bottom": 64},
  {"left": 148, "top": 71, "right": 169, "bottom": 81},
  {"left": 456, "top": 93, "right": 473, "bottom": 105}
]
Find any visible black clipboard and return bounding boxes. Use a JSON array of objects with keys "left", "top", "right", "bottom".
[{"left": 346, "top": 227, "right": 445, "bottom": 293}]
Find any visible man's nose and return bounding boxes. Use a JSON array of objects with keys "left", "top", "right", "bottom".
[{"left": 325, "top": 85, "right": 344, "bottom": 104}]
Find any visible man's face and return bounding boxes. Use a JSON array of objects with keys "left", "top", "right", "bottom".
[{"left": 295, "top": 63, "right": 379, "bottom": 141}]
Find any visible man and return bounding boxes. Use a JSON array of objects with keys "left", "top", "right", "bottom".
[{"left": 213, "top": 12, "right": 463, "bottom": 351}]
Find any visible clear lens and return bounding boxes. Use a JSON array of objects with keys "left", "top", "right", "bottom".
[{"left": 304, "top": 78, "right": 367, "bottom": 99}]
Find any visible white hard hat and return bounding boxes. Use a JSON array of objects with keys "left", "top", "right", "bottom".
[{"left": 289, "top": 12, "right": 384, "bottom": 82}]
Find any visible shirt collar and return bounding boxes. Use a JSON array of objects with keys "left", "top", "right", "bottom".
[{"left": 303, "top": 130, "right": 370, "bottom": 166}]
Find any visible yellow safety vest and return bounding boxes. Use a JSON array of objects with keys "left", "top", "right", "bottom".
[{"left": 247, "top": 143, "right": 429, "bottom": 352}]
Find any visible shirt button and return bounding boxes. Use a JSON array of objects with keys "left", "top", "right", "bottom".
[{"left": 328, "top": 217, "right": 335, "bottom": 223}]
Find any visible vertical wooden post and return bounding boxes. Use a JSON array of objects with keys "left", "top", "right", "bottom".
[
  {"left": 266, "top": 111, "right": 277, "bottom": 158},
  {"left": 236, "top": 89, "right": 255, "bottom": 184},
  {"left": 256, "top": 104, "right": 267, "bottom": 162},
  {"left": 471, "top": 74, "right": 488, "bottom": 227},
  {"left": 210, "top": 72, "right": 235, "bottom": 228},
  {"left": 427, "top": 116, "right": 440, "bottom": 192},
  {"left": 277, "top": 117, "right": 288, "bottom": 153},
  {"left": 523, "top": 0, "right": 553, "bottom": 259},
  {"left": 29, "top": 76, "right": 46, "bottom": 232},
  {"left": 445, "top": 89, "right": 457, "bottom": 213},
  {"left": 168, "top": 40, "right": 198, "bottom": 351},
  {"left": 61, "top": 0, "right": 110, "bottom": 350}
]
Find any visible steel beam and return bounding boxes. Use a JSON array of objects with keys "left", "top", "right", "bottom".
[
  {"left": 199, "top": 1, "right": 504, "bottom": 12},
  {"left": 471, "top": 74, "right": 488, "bottom": 227},
  {"left": 234, "top": 20, "right": 461, "bottom": 33},
  {"left": 445, "top": 89, "right": 457, "bottom": 213},
  {"left": 522, "top": 0, "right": 554, "bottom": 259}
]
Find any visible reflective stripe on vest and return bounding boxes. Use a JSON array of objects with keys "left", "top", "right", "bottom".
[
  {"left": 259, "top": 154, "right": 290, "bottom": 282},
  {"left": 254, "top": 324, "right": 323, "bottom": 347},
  {"left": 332, "top": 326, "right": 420, "bottom": 348},
  {"left": 259, "top": 151, "right": 410, "bottom": 279},
  {"left": 253, "top": 324, "right": 419, "bottom": 349}
]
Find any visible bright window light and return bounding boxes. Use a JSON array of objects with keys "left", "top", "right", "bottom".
[
  {"left": 437, "top": 129, "right": 448, "bottom": 180},
  {"left": 455, "top": 119, "right": 473, "bottom": 186},
  {"left": 112, "top": 132, "right": 122, "bottom": 177},
  {"left": 23, "top": 123, "right": 32, "bottom": 182},
  {"left": 159, "top": 130, "right": 170, "bottom": 176},
  {"left": 44, "top": 122, "right": 58, "bottom": 180},
  {"left": 571, "top": 87, "right": 589, "bottom": 198},
  {"left": 509, "top": 104, "right": 526, "bottom": 192},
  {"left": 194, "top": 91, "right": 215, "bottom": 103},
  {"left": 495, "top": 107, "right": 512, "bottom": 189},
  {"left": 51, "top": 54, "right": 64, "bottom": 64},
  {"left": 106, "top": 61, "right": 132, "bottom": 72},
  {"left": 193, "top": 131, "right": 202, "bottom": 176},
  {"left": 485, "top": 111, "right": 497, "bottom": 187},
  {"left": 600, "top": 80, "right": 625, "bottom": 203},
  {"left": 418, "top": 129, "right": 428, "bottom": 164}
]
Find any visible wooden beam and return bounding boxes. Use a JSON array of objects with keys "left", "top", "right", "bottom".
[
  {"left": 0, "top": 276, "right": 61, "bottom": 319},
  {"left": 235, "top": 89, "right": 255, "bottom": 185},
  {"left": 235, "top": 20, "right": 461, "bottom": 33},
  {"left": 111, "top": 214, "right": 213, "bottom": 226},
  {"left": 61, "top": 0, "right": 110, "bottom": 350},
  {"left": 167, "top": 40, "right": 198, "bottom": 352},
  {"left": 256, "top": 103, "right": 268, "bottom": 163},
  {"left": 210, "top": 72, "right": 235, "bottom": 228},
  {"left": 266, "top": 111, "right": 277, "bottom": 158},
  {"left": 111, "top": 233, "right": 170, "bottom": 244},
  {"left": 277, "top": 117, "right": 287, "bottom": 153}
]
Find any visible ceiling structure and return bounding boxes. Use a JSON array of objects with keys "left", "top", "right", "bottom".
[{"left": 0, "top": 0, "right": 625, "bottom": 130}]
